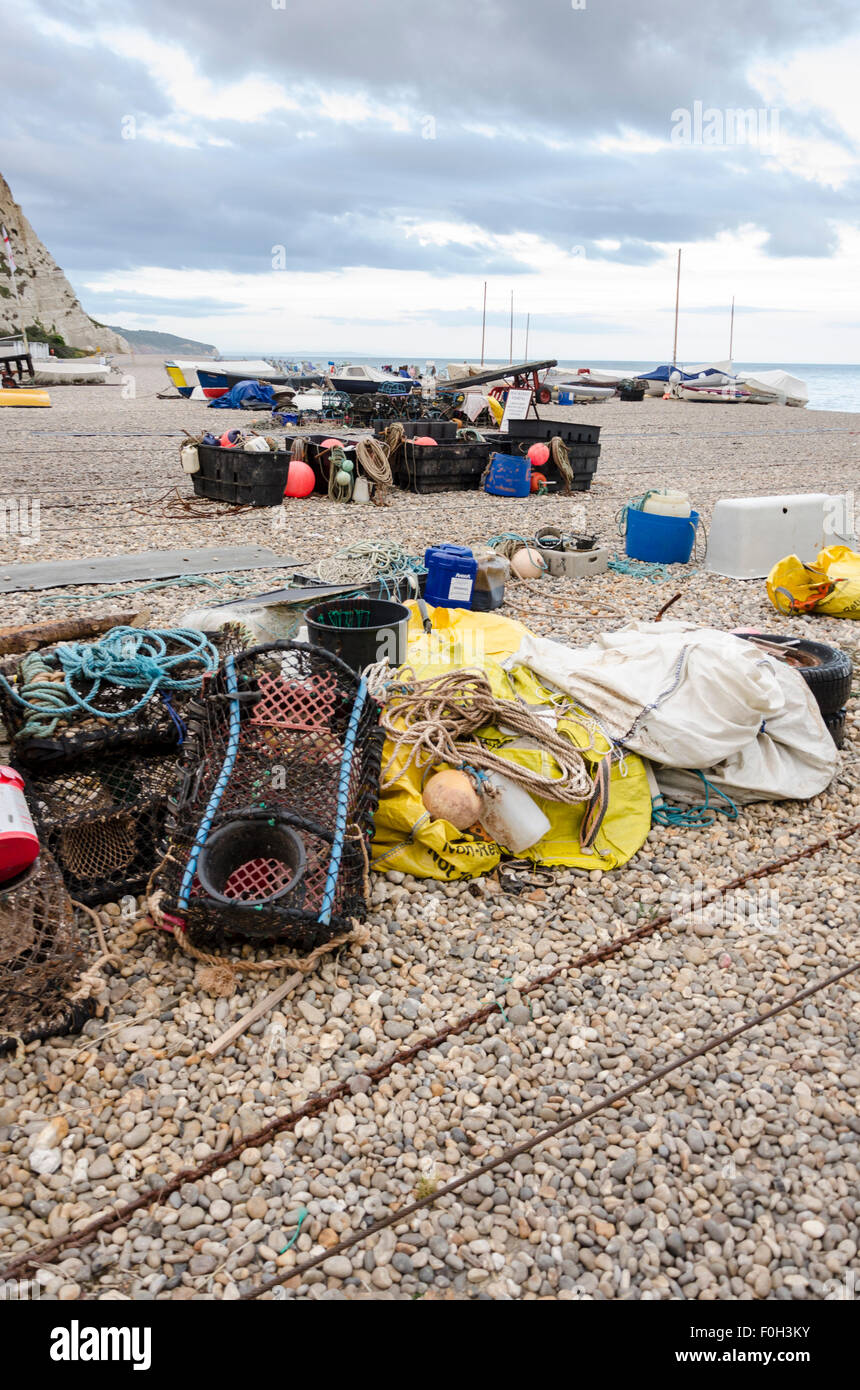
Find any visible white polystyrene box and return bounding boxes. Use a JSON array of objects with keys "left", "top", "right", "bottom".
[{"left": 705, "top": 493, "right": 854, "bottom": 580}]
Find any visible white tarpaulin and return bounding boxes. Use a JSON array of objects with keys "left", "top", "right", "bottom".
[
  {"left": 504, "top": 621, "right": 837, "bottom": 805},
  {"left": 735, "top": 370, "right": 809, "bottom": 406}
]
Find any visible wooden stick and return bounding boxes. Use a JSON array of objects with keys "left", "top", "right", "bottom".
[
  {"left": 0, "top": 607, "right": 150, "bottom": 655},
  {"left": 205, "top": 971, "right": 303, "bottom": 1058}
]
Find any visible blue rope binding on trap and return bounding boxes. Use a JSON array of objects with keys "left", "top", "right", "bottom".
[{"left": 319, "top": 676, "right": 369, "bottom": 927}]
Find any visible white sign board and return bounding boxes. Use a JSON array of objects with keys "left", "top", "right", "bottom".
[{"left": 500, "top": 388, "right": 533, "bottom": 433}]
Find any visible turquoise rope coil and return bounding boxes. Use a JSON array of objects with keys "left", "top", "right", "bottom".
[
  {"left": 319, "top": 676, "right": 369, "bottom": 926},
  {"left": 651, "top": 771, "right": 739, "bottom": 828},
  {"left": 177, "top": 653, "right": 241, "bottom": 913},
  {"left": 0, "top": 626, "right": 219, "bottom": 737}
]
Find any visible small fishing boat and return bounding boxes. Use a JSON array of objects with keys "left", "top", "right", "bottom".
[
  {"left": 31, "top": 360, "right": 110, "bottom": 386},
  {"left": 0, "top": 388, "right": 51, "bottom": 407},
  {"left": 676, "top": 382, "right": 749, "bottom": 403},
  {"left": 330, "top": 363, "right": 418, "bottom": 395},
  {"left": 556, "top": 382, "right": 616, "bottom": 402},
  {"left": 164, "top": 359, "right": 274, "bottom": 398},
  {"left": 735, "top": 370, "right": 808, "bottom": 407}
]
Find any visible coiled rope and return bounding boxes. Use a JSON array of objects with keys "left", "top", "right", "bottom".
[
  {"left": 380, "top": 668, "right": 594, "bottom": 804},
  {"left": 325, "top": 444, "right": 353, "bottom": 502},
  {"left": 549, "top": 437, "right": 573, "bottom": 493},
  {"left": 0, "top": 626, "right": 219, "bottom": 736},
  {"left": 355, "top": 438, "right": 393, "bottom": 505},
  {"left": 316, "top": 540, "right": 426, "bottom": 592}
]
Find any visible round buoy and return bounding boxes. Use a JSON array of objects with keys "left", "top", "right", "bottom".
[
  {"left": 511, "top": 546, "right": 544, "bottom": 579},
  {"left": 321, "top": 438, "right": 341, "bottom": 450},
  {"left": 335, "top": 469, "right": 353, "bottom": 488},
  {"left": 412, "top": 437, "right": 437, "bottom": 446},
  {"left": 530, "top": 471, "right": 547, "bottom": 493},
  {"left": 422, "top": 769, "right": 482, "bottom": 831},
  {"left": 284, "top": 458, "right": 316, "bottom": 498},
  {"left": 527, "top": 442, "right": 550, "bottom": 467},
  {"left": 219, "top": 430, "right": 241, "bottom": 448}
]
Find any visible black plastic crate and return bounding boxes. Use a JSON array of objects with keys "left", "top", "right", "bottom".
[
  {"left": 193, "top": 444, "right": 291, "bottom": 507},
  {"left": 373, "top": 419, "right": 457, "bottom": 441},
  {"left": 504, "top": 419, "right": 602, "bottom": 447},
  {"left": 392, "top": 441, "right": 493, "bottom": 494}
]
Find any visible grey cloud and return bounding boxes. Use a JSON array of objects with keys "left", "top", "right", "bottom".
[{"left": 0, "top": 0, "right": 856, "bottom": 300}]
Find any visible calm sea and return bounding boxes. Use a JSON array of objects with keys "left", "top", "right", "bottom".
[{"left": 230, "top": 355, "right": 860, "bottom": 413}]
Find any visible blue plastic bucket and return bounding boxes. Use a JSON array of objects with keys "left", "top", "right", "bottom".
[
  {"left": 625, "top": 507, "right": 699, "bottom": 564},
  {"left": 558, "top": 388, "right": 576, "bottom": 405},
  {"left": 484, "top": 452, "right": 531, "bottom": 497}
]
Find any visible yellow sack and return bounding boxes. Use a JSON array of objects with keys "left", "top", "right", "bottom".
[
  {"left": 767, "top": 546, "right": 860, "bottom": 618},
  {"left": 370, "top": 604, "right": 652, "bottom": 878}
]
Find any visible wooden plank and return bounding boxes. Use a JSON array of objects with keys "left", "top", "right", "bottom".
[
  {"left": 204, "top": 971, "right": 304, "bottom": 1058},
  {"left": 0, "top": 608, "right": 150, "bottom": 655}
]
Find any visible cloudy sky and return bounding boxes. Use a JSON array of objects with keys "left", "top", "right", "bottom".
[{"left": 2, "top": 0, "right": 859, "bottom": 362}]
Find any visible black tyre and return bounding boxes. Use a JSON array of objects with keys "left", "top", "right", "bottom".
[
  {"left": 737, "top": 633, "right": 853, "bottom": 715},
  {"left": 823, "top": 708, "right": 847, "bottom": 749},
  {"left": 535, "top": 386, "right": 552, "bottom": 405}
]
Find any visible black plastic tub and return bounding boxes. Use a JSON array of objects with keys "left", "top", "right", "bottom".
[
  {"left": 502, "top": 419, "right": 602, "bottom": 446},
  {"left": 197, "top": 816, "right": 307, "bottom": 917},
  {"left": 392, "top": 440, "right": 494, "bottom": 493},
  {"left": 373, "top": 419, "right": 457, "bottom": 441},
  {"left": 305, "top": 596, "right": 410, "bottom": 671},
  {"left": 193, "top": 444, "right": 291, "bottom": 507}
]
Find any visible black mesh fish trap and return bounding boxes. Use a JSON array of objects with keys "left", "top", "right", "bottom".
[
  {"left": 23, "top": 753, "right": 179, "bottom": 907},
  {"left": 0, "top": 851, "right": 90, "bottom": 1048},
  {"left": 155, "top": 641, "right": 384, "bottom": 951},
  {"left": 0, "top": 631, "right": 220, "bottom": 771}
]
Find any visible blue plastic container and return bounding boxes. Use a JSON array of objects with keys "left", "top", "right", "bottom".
[
  {"left": 424, "top": 545, "right": 477, "bottom": 609},
  {"left": 484, "top": 452, "right": 531, "bottom": 497},
  {"left": 558, "top": 388, "right": 576, "bottom": 405},
  {"left": 625, "top": 507, "right": 699, "bottom": 564}
]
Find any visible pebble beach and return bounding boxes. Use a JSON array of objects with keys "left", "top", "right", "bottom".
[{"left": 0, "top": 358, "right": 858, "bottom": 1303}]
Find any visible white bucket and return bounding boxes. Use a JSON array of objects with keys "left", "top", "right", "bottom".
[{"left": 478, "top": 771, "right": 551, "bottom": 855}]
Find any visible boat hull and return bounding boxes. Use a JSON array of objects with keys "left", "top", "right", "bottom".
[{"left": 0, "top": 388, "right": 51, "bottom": 407}]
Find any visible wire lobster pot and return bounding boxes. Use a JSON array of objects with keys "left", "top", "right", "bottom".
[
  {"left": 0, "top": 850, "right": 89, "bottom": 1048},
  {"left": 155, "top": 641, "right": 384, "bottom": 951}
]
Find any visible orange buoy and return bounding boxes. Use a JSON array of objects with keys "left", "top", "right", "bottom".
[{"left": 284, "top": 459, "right": 316, "bottom": 498}]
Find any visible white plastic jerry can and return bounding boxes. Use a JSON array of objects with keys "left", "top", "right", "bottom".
[
  {"left": 0, "top": 766, "right": 40, "bottom": 883},
  {"left": 478, "top": 771, "right": 551, "bottom": 855},
  {"left": 180, "top": 445, "right": 200, "bottom": 474}
]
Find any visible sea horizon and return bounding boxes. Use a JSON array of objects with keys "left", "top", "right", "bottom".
[{"left": 208, "top": 354, "right": 860, "bottom": 412}]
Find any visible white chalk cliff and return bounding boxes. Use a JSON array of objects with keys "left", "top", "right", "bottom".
[{"left": 0, "top": 172, "right": 128, "bottom": 353}]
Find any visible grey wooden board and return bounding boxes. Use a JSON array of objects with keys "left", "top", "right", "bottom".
[{"left": 0, "top": 546, "right": 302, "bottom": 595}]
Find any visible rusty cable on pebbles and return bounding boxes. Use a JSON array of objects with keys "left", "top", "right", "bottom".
[
  {"left": 1, "top": 820, "right": 859, "bottom": 1286},
  {"left": 243, "top": 958, "right": 860, "bottom": 1300}
]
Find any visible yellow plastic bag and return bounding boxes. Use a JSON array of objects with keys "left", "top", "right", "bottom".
[
  {"left": 767, "top": 546, "right": 860, "bottom": 618},
  {"left": 370, "top": 605, "right": 652, "bottom": 878}
]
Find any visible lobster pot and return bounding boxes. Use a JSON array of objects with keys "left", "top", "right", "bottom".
[
  {"left": 24, "top": 753, "right": 179, "bottom": 906},
  {"left": 0, "top": 635, "right": 214, "bottom": 771},
  {"left": 155, "top": 641, "right": 384, "bottom": 951},
  {"left": 0, "top": 850, "right": 88, "bottom": 1048}
]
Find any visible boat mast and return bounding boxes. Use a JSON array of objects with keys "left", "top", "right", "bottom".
[
  {"left": 524, "top": 312, "right": 530, "bottom": 359},
  {"left": 480, "top": 281, "right": 487, "bottom": 366},
  {"left": 729, "top": 295, "right": 735, "bottom": 362},
  {"left": 509, "top": 291, "right": 514, "bottom": 365},
  {"left": 672, "top": 248, "right": 681, "bottom": 367}
]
